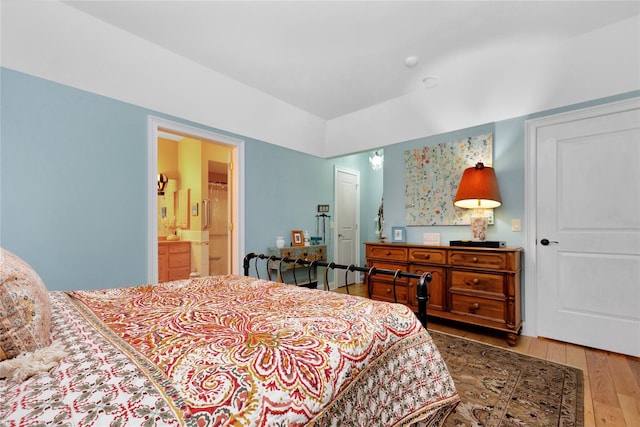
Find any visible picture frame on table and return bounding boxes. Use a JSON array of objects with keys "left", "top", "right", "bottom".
[
  {"left": 391, "top": 226, "right": 406, "bottom": 243},
  {"left": 291, "top": 230, "right": 304, "bottom": 246}
]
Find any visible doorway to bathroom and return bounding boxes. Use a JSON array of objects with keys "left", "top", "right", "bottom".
[{"left": 148, "top": 116, "right": 245, "bottom": 283}]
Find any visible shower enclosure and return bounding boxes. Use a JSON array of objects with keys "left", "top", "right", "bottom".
[{"left": 205, "top": 181, "right": 229, "bottom": 275}]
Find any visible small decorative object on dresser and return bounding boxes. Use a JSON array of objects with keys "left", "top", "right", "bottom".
[
  {"left": 291, "top": 230, "right": 304, "bottom": 246},
  {"left": 366, "top": 242, "right": 522, "bottom": 345},
  {"left": 391, "top": 226, "right": 406, "bottom": 243}
]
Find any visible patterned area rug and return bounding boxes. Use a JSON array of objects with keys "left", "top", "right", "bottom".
[{"left": 430, "top": 331, "right": 584, "bottom": 427}]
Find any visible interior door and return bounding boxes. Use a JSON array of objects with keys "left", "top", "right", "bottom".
[
  {"left": 534, "top": 99, "right": 640, "bottom": 357},
  {"left": 334, "top": 167, "right": 359, "bottom": 289}
]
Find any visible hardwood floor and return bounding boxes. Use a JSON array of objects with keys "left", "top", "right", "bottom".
[{"left": 336, "top": 283, "right": 640, "bottom": 427}]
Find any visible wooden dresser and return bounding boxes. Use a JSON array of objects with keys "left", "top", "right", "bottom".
[
  {"left": 158, "top": 241, "right": 191, "bottom": 282},
  {"left": 366, "top": 242, "right": 522, "bottom": 345}
]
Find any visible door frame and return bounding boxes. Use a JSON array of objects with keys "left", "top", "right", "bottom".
[
  {"left": 147, "top": 116, "right": 245, "bottom": 282},
  {"left": 523, "top": 97, "right": 639, "bottom": 337},
  {"left": 333, "top": 166, "right": 361, "bottom": 289}
]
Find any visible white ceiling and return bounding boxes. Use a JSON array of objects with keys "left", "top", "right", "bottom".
[{"left": 62, "top": 1, "right": 640, "bottom": 120}]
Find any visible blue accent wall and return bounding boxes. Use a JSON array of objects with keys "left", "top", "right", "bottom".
[
  {"left": 2, "top": 67, "right": 637, "bottom": 291},
  {"left": 2, "top": 68, "right": 150, "bottom": 289},
  {"left": 384, "top": 121, "right": 522, "bottom": 246},
  {"left": 0, "top": 68, "right": 345, "bottom": 290}
]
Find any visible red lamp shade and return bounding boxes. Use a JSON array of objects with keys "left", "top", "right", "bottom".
[{"left": 454, "top": 163, "right": 502, "bottom": 209}]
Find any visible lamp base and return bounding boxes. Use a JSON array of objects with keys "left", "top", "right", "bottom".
[{"left": 450, "top": 240, "right": 506, "bottom": 248}]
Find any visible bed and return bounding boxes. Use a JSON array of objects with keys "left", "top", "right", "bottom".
[{"left": 0, "top": 248, "right": 459, "bottom": 426}]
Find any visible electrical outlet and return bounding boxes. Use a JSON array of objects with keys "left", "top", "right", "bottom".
[{"left": 511, "top": 219, "right": 522, "bottom": 232}]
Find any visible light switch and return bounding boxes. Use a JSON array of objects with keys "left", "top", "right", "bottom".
[{"left": 511, "top": 219, "right": 522, "bottom": 232}]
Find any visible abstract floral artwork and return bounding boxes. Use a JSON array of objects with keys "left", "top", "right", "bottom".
[{"left": 404, "top": 134, "right": 493, "bottom": 225}]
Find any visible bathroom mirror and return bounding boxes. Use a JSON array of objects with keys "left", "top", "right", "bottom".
[
  {"left": 158, "top": 179, "right": 177, "bottom": 236},
  {"left": 176, "top": 188, "right": 190, "bottom": 229}
]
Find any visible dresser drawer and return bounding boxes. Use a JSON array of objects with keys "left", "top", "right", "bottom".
[
  {"left": 169, "top": 253, "right": 190, "bottom": 268},
  {"left": 408, "top": 265, "right": 446, "bottom": 312},
  {"left": 450, "top": 294, "right": 505, "bottom": 323},
  {"left": 369, "top": 279, "right": 408, "bottom": 304},
  {"left": 313, "top": 246, "right": 326, "bottom": 260},
  {"left": 450, "top": 270, "right": 504, "bottom": 295},
  {"left": 366, "top": 245, "right": 408, "bottom": 261},
  {"left": 280, "top": 248, "right": 317, "bottom": 260},
  {"left": 449, "top": 250, "right": 508, "bottom": 270},
  {"left": 280, "top": 248, "right": 297, "bottom": 259},
  {"left": 282, "top": 248, "right": 315, "bottom": 261},
  {"left": 367, "top": 261, "right": 409, "bottom": 283},
  {"left": 158, "top": 244, "right": 168, "bottom": 255},
  {"left": 409, "top": 248, "right": 446, "bottom": 265},
  {"left": 168, "top": 267, "right": 191, "bottom": 281},
  {"left": 168, "top": 242, "right": 190, "bottom": 254}
]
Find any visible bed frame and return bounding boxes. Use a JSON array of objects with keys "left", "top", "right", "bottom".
[{"left": 243, "top": 252, "right": 432, "bottom": 328}]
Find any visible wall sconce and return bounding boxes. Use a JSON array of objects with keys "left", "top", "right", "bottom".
[
  {"left": 369, "top": 150, "right": 384, "bottom": 170},
  {"left": 157, "top": 173, "right": 168, "bottom": 196},
  {"left": 454, "top": 162, "right": 502, "bottom": 241}
]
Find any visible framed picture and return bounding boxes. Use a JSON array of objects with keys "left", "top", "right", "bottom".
[
  {"left": 291, "top": 230, "right": 304, "bottom": 246},
  {"left": 391, "top": 226, "right": 406, "bottom": 243}
]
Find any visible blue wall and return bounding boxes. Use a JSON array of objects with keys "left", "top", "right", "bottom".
[
  {"left": 2, "top": 69, "right": 150, "bottom": 289},
  {"left": 384, "top": 121, "right": 525, "bottom": 247},
  {"left": 0, "top": 68, "right": 379, "bottom": 290},
  {"left": 2, "top": 67, "right": 637, "bottom": 291}
]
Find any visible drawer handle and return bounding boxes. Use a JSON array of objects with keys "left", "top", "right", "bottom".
[
  {"left": 386, "top": 288, "right": 392, "bottom": 294},
  {"left": 469, "top": 302, "right": 480, "bottom": 313},
  {"left": 421, "top": 254, "right": 430, "bottom": 259},
  {"left": 385, "top": 251, "right": 391, "bottom": 256},
  {"left": 469, "top": 278, "right": 479, "bottom": 285},
  {"left": 472, "top": 257, "right": 479, "bottom": 263}
]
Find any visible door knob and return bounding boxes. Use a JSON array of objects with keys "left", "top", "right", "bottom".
[{"left": 540, "top": 238, "right": 559, "bottom": 246}]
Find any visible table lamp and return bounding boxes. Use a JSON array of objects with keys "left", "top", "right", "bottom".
[{"left": 454, "top": 162, "right": 502, "bottom": 241}]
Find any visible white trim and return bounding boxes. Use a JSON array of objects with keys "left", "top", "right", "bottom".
[
  {"left": 147, "top": 116, "right": 245, "bottom": 283},
  {"left": 333, "top": 166, "right": 361, "bottom": 290},
  {"left": 523, "top": 97, "right": 640, "bottom": 337}
]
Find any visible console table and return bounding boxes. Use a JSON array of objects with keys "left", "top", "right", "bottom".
[
  {"left": 267, "top": 245, "right": 326, "bottom": 288},
  {"left": 366, "top": 242, "right": 522, "bottom": 345}
]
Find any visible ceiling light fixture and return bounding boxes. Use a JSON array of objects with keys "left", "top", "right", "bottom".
[
  {"left": 422, "top": 76, "right": 439, "bottom": 88},
  {"left": 404, "top": 56, "right": 418, "bottom": 68},
  {"left": 369, "top": 150, "right": 384, "bottom": 170}
]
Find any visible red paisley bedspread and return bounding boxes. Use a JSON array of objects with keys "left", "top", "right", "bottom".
[{"left": 1, "top": 275, "right": 458, "bottom": 426}]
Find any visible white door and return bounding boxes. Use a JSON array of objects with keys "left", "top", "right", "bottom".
[
  {"left": 531, "top": 98, "right": 640, "bottom": 357},
  {"left": 334, "top": 167, "right": 360, "bottom": 289}
]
